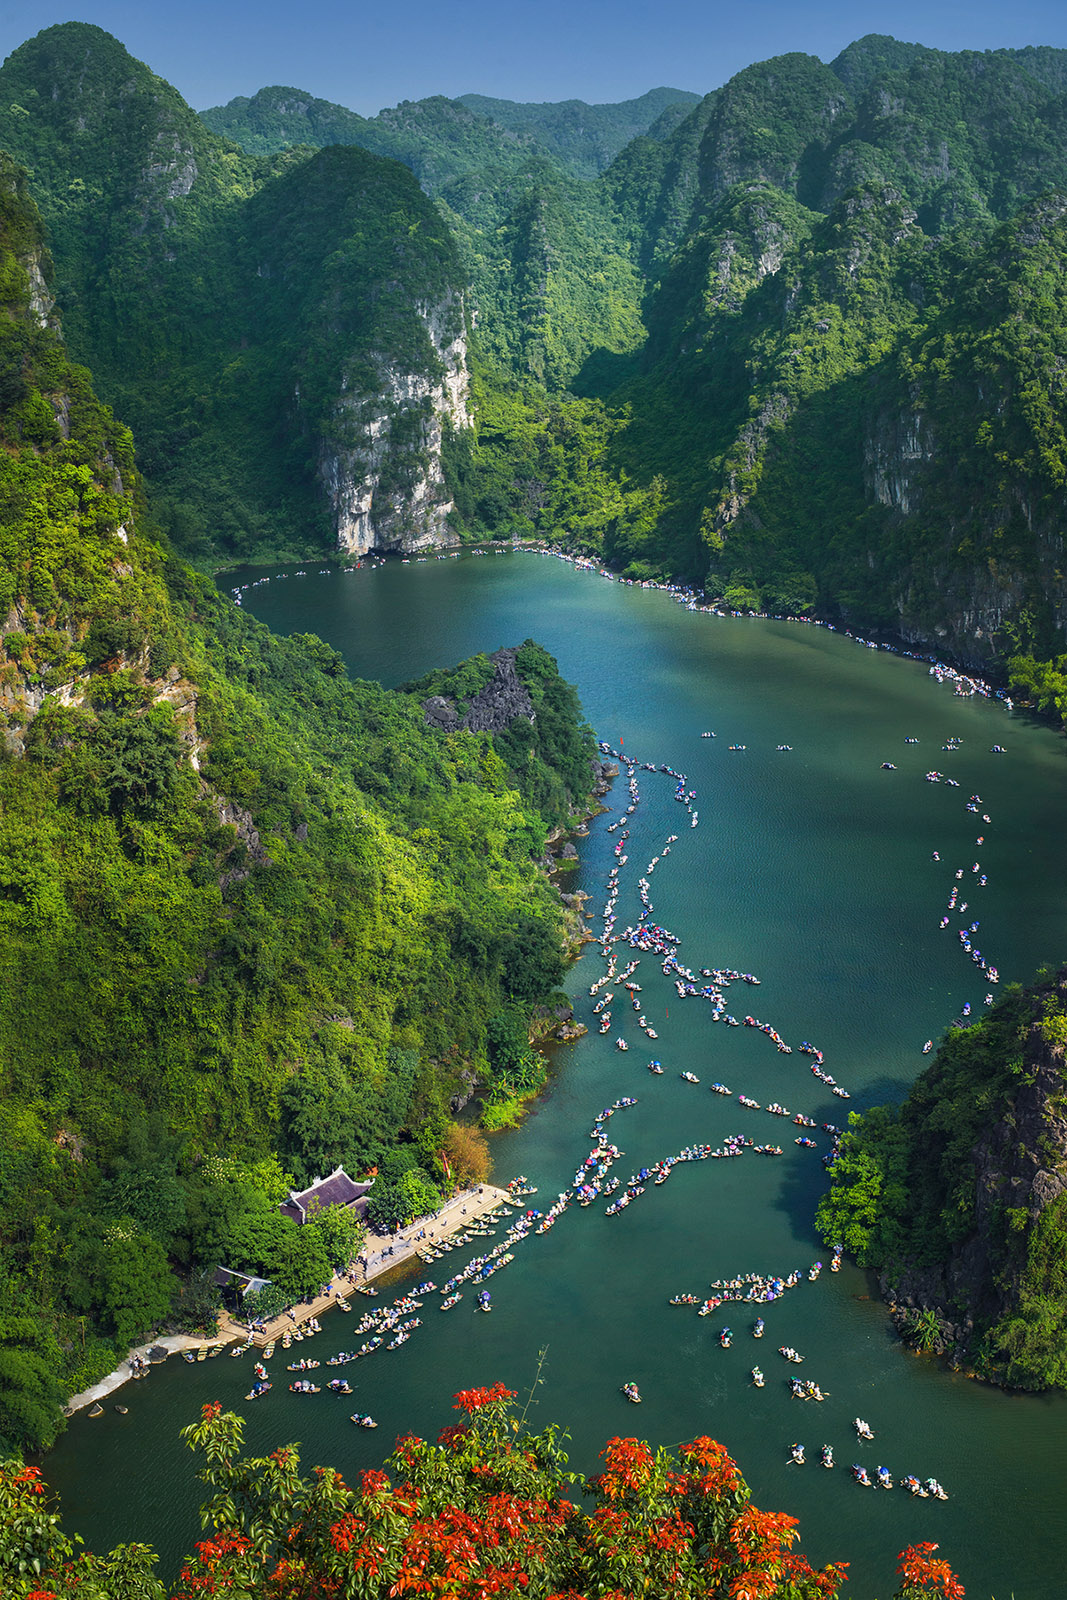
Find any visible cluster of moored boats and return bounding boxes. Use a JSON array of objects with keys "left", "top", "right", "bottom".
[
  {"left": 929, "top": 782, "right": 1001, "bottom": 1010},
  {"left": 206, "top": 1201, "right": 545, "bottom": 1416}
]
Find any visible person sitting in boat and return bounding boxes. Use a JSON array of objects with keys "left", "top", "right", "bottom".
[{"left": 790, "top": 1443, "right": 805, "bottom": 1464}]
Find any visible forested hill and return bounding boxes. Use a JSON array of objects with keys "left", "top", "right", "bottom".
[
  {"left": 583, "top": 38, "right": 1067, "bottom": 672},
  {"left": 201, "top": 84, "right": 699, "bottom": 182},
  {"left": 199, "top": 87, "right": 547, "bottom": 193},
  {"left": 7, "top": 22, "right": 1067, "bottom": 684},
  {"left": 817, "top": 970, "right": 1067, "bottom": 1390},
  {"left": 0, "top": 23, "right": 474, "bottom": 566},
  {"left": 0, "top": 156, "right": 597, "bottom": 1454},
  {"left": 198, "top": 34, "right": 1067, "bottom": 686}
]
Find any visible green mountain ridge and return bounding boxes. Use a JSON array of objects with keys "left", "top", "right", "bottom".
[
  {"left": 201, "top": 85, "right": 547, "bottom": 193},
  {"left": 0, "top": 23, "right": 475, "bottom": 564},
  {"left": 455, "top": 86, "right": 701, "bottom": 178},
  {"left": 9, "top": 21, "right": 1067, "bottom": 678},
  {"left": 200, "top": 83, "right": 700, "bottom": 184},
  {"left": 0, "top": 155, "right": 597, "bottom": 1451}
]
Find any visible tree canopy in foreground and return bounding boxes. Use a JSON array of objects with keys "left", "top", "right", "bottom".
[{"left": 0, "top": 1383, "right": 964, "bottom": 1598}]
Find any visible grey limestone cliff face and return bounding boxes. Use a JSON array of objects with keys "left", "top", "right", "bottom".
[
  {"left": 864, "top": 402, "right": 1067, "bottom": 666},
  {"left": 864, "top": 403, "right": 934, "bottom": 519},
  {"left": 320, "top": 293, "right": 471, "bottom": 558},
  {"left": 422, "top": 647, "right": 534, "bottom": 735}
]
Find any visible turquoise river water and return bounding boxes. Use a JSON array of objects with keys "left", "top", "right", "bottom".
[{"left": 47, "top": 550, "right": 1067, "bottom": 1596}]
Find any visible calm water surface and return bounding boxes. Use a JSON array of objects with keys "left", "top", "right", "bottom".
[{"left": 48, "top": 552, "right": 1067, "bottom": 1596}]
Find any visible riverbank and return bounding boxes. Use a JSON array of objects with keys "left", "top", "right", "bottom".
[
  {"left": 63, "top": 1184, "right": 513, "bottom": 1416},
  {"left": 231, "top": 1183, "right": 513, "bottom": 1349}
]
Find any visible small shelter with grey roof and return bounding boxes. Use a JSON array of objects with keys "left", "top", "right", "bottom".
[{"left": 213, "top": 1266, "right": 273, "bottom": 1310}]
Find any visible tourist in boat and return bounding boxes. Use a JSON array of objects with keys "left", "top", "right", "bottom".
[
  {"left": 621, "top": 1381, "right": 642, "bottom": 1403},
  {"left": 790, "top": 1443, "right": 805, "bottom": 1465},
  {"left": 821, "top": 1445, "right": 833, "bottom": 1469},
  {"left": 752, "top": 1367, "right": 765, "bottom": 1386}
]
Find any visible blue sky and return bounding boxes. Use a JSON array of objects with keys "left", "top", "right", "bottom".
[{"left": 3, "top": 0, "right": 1067, "bottom": 114}]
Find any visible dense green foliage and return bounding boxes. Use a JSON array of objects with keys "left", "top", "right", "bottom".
[
  {"left": 0, "top": 24, "right": 467, "bottom": 565},
  {"left": 457, "top": 87, "right": 701, "bottom": 179},
  {"left": 445, "top": 34, "right": 1067, "bottom": 678},
  {"left": 6, "top": 20, "right": 1067, "bottom": 685},
  {"left": 6, "top": 5, "right": 1067, "bottom": 1447},
  {"left": 0, "top": 170, "right": 596, "bottom": 1452},
  {"left": 402, "top": 639, "right": 596, "bottom": 836},
  {"left": 201, "top": 87, "right": 545, "bottom": 194},
  {"left": 201, "top": 85, "right": 698, "bottom": 185},
  {"left": 817, "top": 974, "right": 1067, "bottom": 1389},
  {"left": 0, "top": 1386, "right": 965, "bottom": 1599}
]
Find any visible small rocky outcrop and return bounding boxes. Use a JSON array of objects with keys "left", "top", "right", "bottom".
[
  {"left": 422, "top": 647, "right": 534, "bottom": 734},
  {"left": 591, "top": 758, "right": 618, "bottom": 796},
  {"left": 211, "top": 793, "right": 273, "bottom": 888}
]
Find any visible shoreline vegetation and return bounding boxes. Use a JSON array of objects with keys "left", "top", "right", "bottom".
[
  {"left": 0, "top": 160, "right": 606, "bottom": 1459},
  {"left": 818, "top": 969, "right": 1067, "bottom": 1392},
  {"left": 63, "top": 1183, "right": 513, "bottom": 1418}
]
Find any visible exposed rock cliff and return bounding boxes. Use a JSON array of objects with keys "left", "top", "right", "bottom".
[
  {"left": 0, "top": 25, "right": 474, "bottom": 566},
  {"left": 883, "top": 979, "right": 1067, "bottom": 1381},
  {"left": 422, "top": 647, "right": 534, "bottom": 733},
  {"left": 322, "top": 294, "right": 470, "bottom": 557}
]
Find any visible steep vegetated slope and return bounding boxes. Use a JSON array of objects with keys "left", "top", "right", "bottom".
[
  {"left": 818, "top": 970, "right": 1067, "bottom": 1391},
  {"left": 586, "top": 38, "right": 1067, "bottom": 673},
  {"left": 6, "top": 22, "right": 1067, "bottom": 685},
  {"left": 199, "top": 83, "right": 695, "bottom": 398},
  {"left": 0, "top": 24, "right": 473, "bottom": 563},
  {"left": 0, "top": 163, "right": 597, "bottom": 1451},
  {"left": 455, "top": 87, "right": 701, "bottom": 179},
  {"left": 201, "top": 86, "right": 546, "bottom": 191}
]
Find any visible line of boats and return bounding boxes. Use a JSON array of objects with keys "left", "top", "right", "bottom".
[{"left": 584, "top": 751, "right": 957, "bottom": 1507}]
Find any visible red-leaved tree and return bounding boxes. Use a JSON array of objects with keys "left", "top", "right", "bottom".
[{"left": 0, "top": 1385, "right": 963, "bottom": 1599}]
